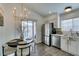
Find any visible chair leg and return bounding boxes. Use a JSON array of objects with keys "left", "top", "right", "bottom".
[
  {"left": 2, "top": 46, "right": 5, "bottom": 56},
  {"left": 15, "top": 50, "right": 17, "bottom": 56},
  {"left": 33, "top": 42, "right": 36, "bottom": 52},
  {"left": 29, "top": 46, "right": 30, "bottom": 56},
  {"left": 21, "top": 49, "right": 23, "bottom": 56}
]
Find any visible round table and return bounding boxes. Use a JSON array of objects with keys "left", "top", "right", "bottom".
[{"left": 2, "top": 39, "right": 34, "bottom": 56}]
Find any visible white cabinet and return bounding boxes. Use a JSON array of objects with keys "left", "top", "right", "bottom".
[
  {"left": 75, "top": 38, "right": 79, "bottom": 55},
  {"left": 68, "top": 40, "right": 77, "bottom": 55},
  {"left": 61, "top": 37, "right": 68, "bottom": 52},
  {"left": 61, "top": 37, "right": 78, "bottom": 55},
  {"left": 77, "top": 41, "right": 79, "bottom": 55}
]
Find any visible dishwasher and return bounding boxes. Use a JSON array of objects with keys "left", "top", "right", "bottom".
[{"left": 51, "top": 35, "right": 60, "bottom": 48}]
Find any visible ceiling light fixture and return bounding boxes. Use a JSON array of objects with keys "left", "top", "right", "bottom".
[
  {"left": 12, "top": 4, "right": 30, "bottom": 19},
  {"left": 64, "top": 6, "right": 72, "bottom": 12}
]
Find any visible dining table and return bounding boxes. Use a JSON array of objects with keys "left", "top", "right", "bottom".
[{"left": 2, "top": 39, "right": 34, "bottom": 56}]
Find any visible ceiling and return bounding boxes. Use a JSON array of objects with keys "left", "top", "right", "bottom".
[
  {"left": 2, "top": 3, "right": 79, "bottom": 17},
  {"left": 24, "top": 3, "right": 79, "bottom": 16}
]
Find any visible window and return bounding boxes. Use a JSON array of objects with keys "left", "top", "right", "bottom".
[
  {"left": 61, "top": 18, "right": 79, "bottom": 36},
  {"left": 61, "top": 19, "right": 72, "bottom": 31},
  {"left": 22, "top": 21, "right": 36, "bottom": 40}
]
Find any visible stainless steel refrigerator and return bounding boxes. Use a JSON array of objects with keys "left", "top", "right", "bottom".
[{"left": 42, "top": 23, "right": 54, "bottom": 46}]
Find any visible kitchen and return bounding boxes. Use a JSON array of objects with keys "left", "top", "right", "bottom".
[{"left": 41, "top": 7, "right": 79, "bottom": 56}]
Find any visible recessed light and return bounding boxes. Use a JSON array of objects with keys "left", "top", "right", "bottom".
[{"left": 64, "top": 6, "right": 72, "bottom": 12}]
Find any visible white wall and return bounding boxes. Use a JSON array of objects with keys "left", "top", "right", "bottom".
[
  {"left": 0, "top": 4, "right": 43, "bottom": 56},
  {"left": 43, "top": 13, "right": 58, "bottom": 28},
  {"left": 0, "top": 4, "right": 16, "bottom": 56}
]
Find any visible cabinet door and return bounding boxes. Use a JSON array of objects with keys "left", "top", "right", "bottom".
[
  {"left": 73, "top": 38, "right": 79, "bottom": 56},
  {"left": 68, "top": 40, "right": 77, "bottom": 55},
  {"left": 77, "top": 40, "right": 79, "bottom": 55},
  {"left": 61, "top": 37, "right": 68, "bottom": 52}
]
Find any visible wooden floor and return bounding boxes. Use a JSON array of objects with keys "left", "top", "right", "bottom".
[{"left": 30, "top": 43, "right": 73, "bottom": 56}]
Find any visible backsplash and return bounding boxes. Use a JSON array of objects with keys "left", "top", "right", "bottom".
[{"left": 55, "top": 28, "right": 62, "bottom": 34}]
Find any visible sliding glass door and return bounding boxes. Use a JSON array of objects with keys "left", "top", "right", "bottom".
[{"left": 22, "top": 20, "right": 36, "bottom": 41}]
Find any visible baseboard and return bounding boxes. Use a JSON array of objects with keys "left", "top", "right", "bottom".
[
  {"left": 35, "top": 42, "right": 42, "bottom": 44},
  {"left": 51, "top": 46, "right": 60, "bottom": 49},
  {"left": 60, "top": 49, "right": 74, "bottom": 56},
  {"left": 42, "top": 42, "right": 51, "bottom": 47}
]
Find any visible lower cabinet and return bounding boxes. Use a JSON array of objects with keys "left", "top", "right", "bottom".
[
  {"left": 75, "top": 38, "right": 79, "bottom": 55},
  {"left": 61, "top": 37, "right": 68, "bottom": 52},
  {"left": 68, "top": 40, "right": 77, "bottom": 55},
  {"left": 61, "top": 37, "right": 79, "bottom": 55}
]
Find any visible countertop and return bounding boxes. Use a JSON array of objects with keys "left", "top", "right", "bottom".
[
  {"left": 51, "top": 34, "right": 79, "bottom": 41},
  {"left": 51, "top": 34, "right": 64, "bottom": 36}
]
